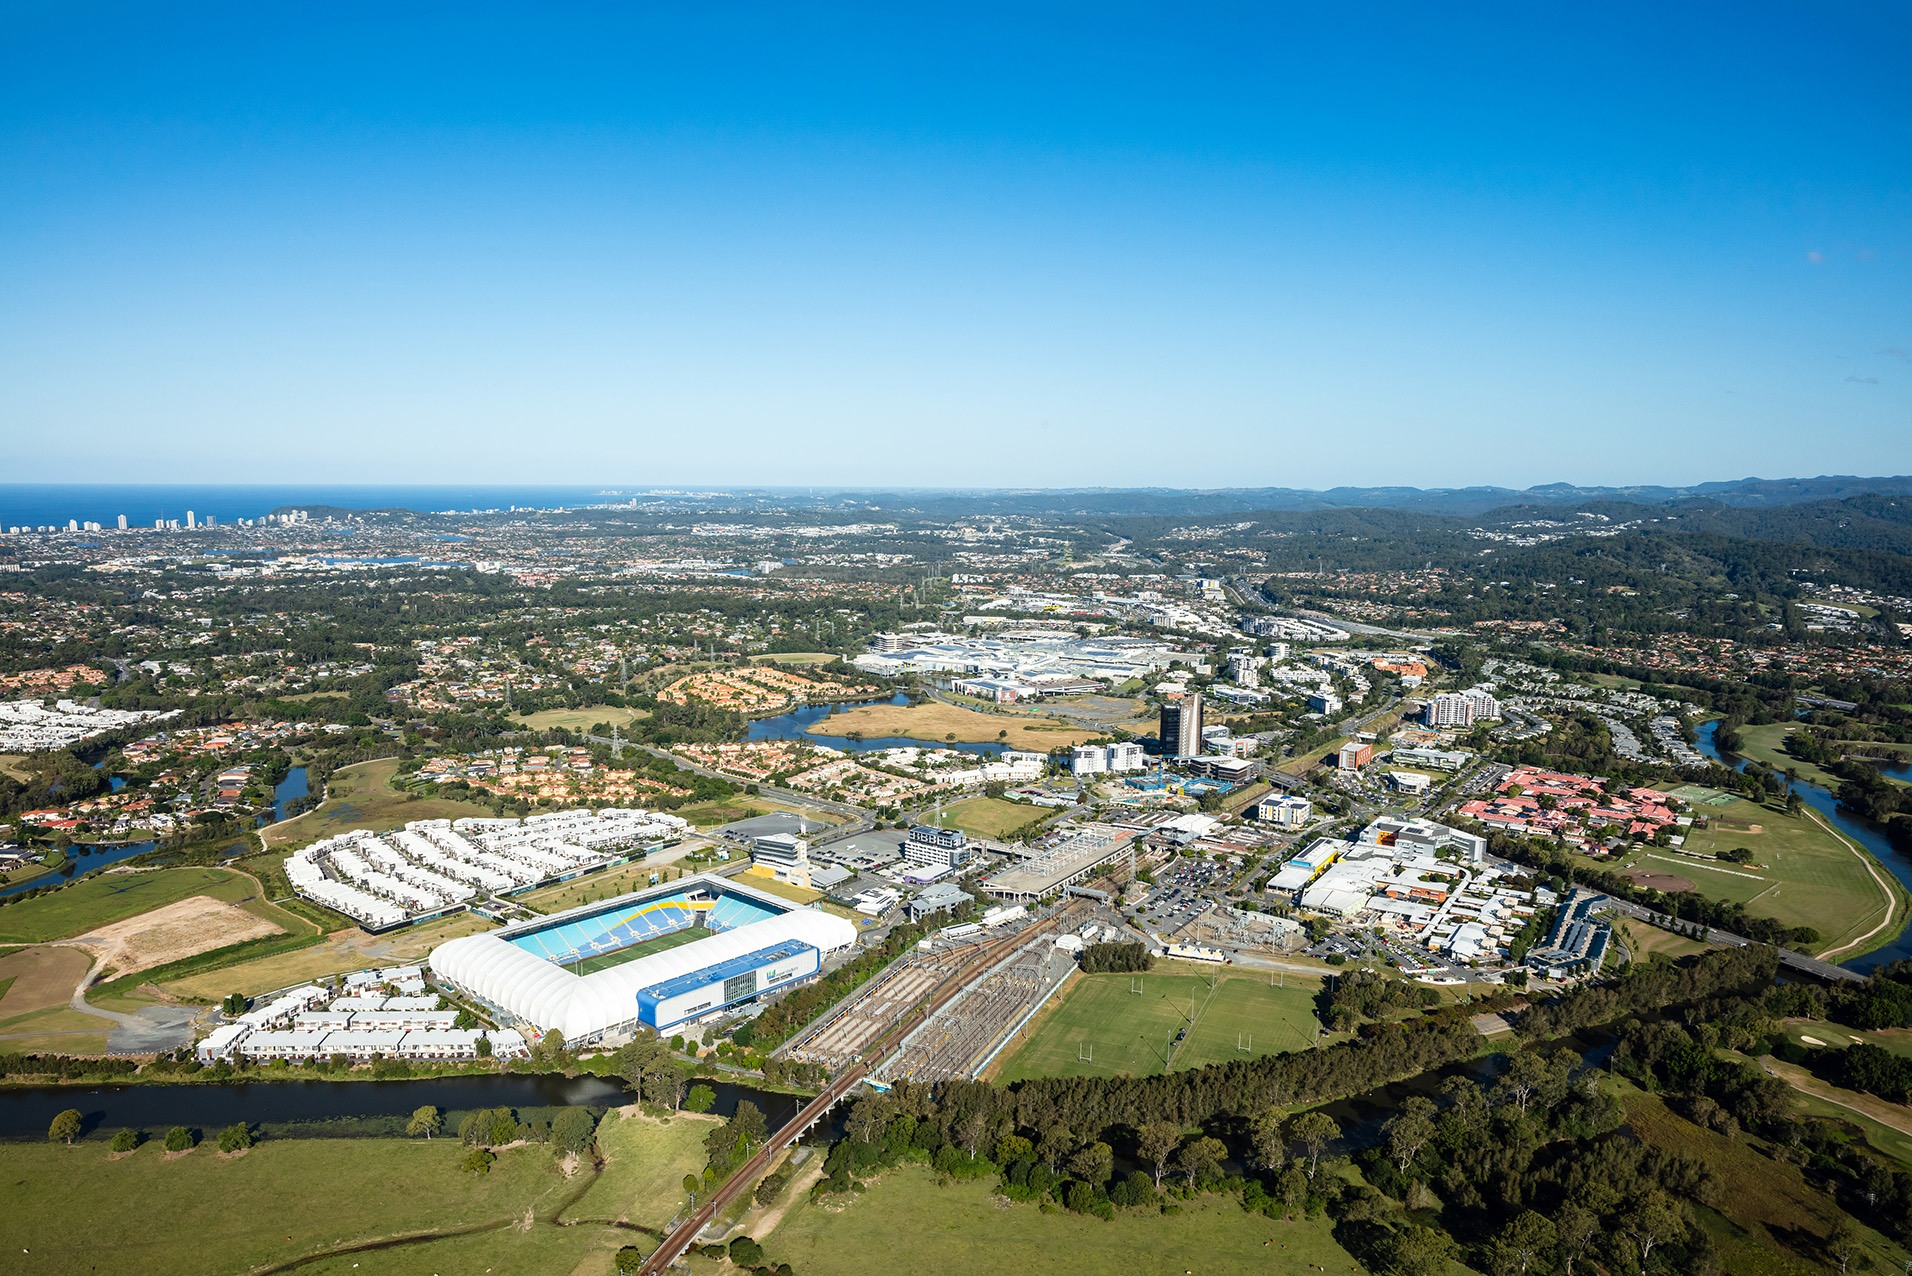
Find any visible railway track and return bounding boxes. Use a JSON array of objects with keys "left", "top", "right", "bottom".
[{"left": 638, "top": 902, "right": 1085, "bottom": 1273}]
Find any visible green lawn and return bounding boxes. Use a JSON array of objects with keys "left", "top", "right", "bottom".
[
  {"left": 994, "top": 960, "right": 1326, "bottom": 1081},
  {"left": 930, "top": 796, "right": 1044, "bottom": 840},
  {"left": 261, "top": 757, "right": 494, "bottom": 849},
  {"left": 512, "top": 704, "right": 651, "bottom": 732},
  {"left": 0, "top": 866, "right": 258, "bottom": 944},
  {"left": 761, "top": 1161, "right": 1364, "bottom": 1276},
  {"left": 1614, "top": 796, "right": 1907, "bottom": 959},
  {"left": 0, "top": 1111, "right": 710, "bottom": 1276}
]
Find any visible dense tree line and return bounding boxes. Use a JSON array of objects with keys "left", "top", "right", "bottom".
[{"left": 1076, "top": 941, "right": 1152, "bottom": 974}]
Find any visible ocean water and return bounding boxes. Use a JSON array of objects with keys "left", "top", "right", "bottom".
[{"left": 0, "top": 484, "right": 619, "bottom": 529}]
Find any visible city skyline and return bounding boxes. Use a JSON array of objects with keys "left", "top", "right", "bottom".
[{"left": 3, "top": 4, "right": 1907, "bottom": 487}]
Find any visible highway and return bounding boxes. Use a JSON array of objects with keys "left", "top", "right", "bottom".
[{"left": 1603, "top": 898, "right": 1863, "bottom": 983}]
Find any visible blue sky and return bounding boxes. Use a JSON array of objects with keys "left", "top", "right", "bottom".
[{"left": 3, "top": 3, "right": 1908, "bottom": 488}]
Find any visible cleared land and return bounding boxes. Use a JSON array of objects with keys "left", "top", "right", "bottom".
[
  {"left": 514, "top": 860, "right": 687, "bottom": 913},
  {"left": 993, "top": 961, "right": 1325, "bottom": 1081},
  {"left": 1620, "top": 868, "right": 1697, "bottom": 893},
  {"left": 808, "top": 700, "right": 1096, "bottom": 750},
  {"left": 1623, "top": 1086, "right": 1908, "bottom": 1275},
  {"left": 512, "top": 704, "right": 651, "bottom": 732},
  {"left": 261, "top": 757, "right": 493, "bottom": 850},
  {"left": 0, "top": 943, "right": 92, "bottom": 1019},
  {"left": 0, "top": 1112, "right": 709, "bottom": 1276},
  {"left": 162, "top": 909, "right": 497, "bottom": 1002},
  {"left": 931, "top": 796, "right": 1045, "bottom": 840},
  {"left": 762, "top": 1161, "right": 1364, "bottom": 1276},
  {"left": 0, "top": 867, "right": 267, "bottom": 945},
  {"left": 751, "top": 652, "right": 841, "bottom": 666},
  {"left": 1613, "top": 796, "right": 1908, "bottom": 959},
  {"left": 72, "top": 895, "right": 283, "bottom": 981},
  {"left": 0, "top": 752, "right": 31, "bottom": 781},
  {"left": 735, "top": 869, "right": 825, "bottom": 905}
]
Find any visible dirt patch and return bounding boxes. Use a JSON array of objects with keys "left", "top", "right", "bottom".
[
  {"left": 0, "top": 945, "right": 94, "bottom": 1018},
  {"left": 72, "top": 896, "right": 284, "bottom": 980},
  {"left": 1620, "top": 869, "right": 1697, "bottom": 893},
  {"left": 1712, "top": 818, "right": 1764, "bottom": 833}
]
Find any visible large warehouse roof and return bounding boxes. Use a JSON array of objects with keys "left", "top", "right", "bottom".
[{"left": 429, "top": 879, "right": 857, "bottom": 1042}]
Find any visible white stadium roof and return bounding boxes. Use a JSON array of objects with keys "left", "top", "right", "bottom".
[{"left": 429, "top": 880, "right": 857, "bottom": 1042}]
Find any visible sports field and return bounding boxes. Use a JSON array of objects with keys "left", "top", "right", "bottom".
[
  {"left": 261, "top": 757, "right": 493, "bottom": 849},
  {"left": 574, "top": 923, "right": 707, "bottom": 974},
  {"left": 1614, "top": 796, "right": 1908, "bottom": 959},
  {"left": 761, "top": 1161, "right": 1365, "bottom": 1276},
  {"left": 933, "top": 796, "right": 1045, "bottom": 840},
  {"left": 992, "top": 960, "right": 1325, "bottom": 1081}
]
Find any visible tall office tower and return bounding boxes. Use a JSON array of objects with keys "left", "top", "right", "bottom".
[
  {"left": 1159, "top": 692, "right": 1205, "bottom": 758},
  {"left": 185, "top": 510, "right": 196, "bottom": 529},
  {"left": 116, "top": 514, "right": 127, "bottom": 530}
]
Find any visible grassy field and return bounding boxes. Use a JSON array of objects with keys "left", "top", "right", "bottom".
[
  {"left": 808, "top": 700, "right": 1096, "bottom": 750},
  {"left": 930, "top": 796, "right": 1044, "bottom": 839},
  {"left": 993, "top": 961, "right": 1326, "bottom": 1081},
  {"left": 0, "top": 752, "right": 31, "bottom": 781},
  {"left": 1276, "top": 735, "right": 1349, "bottom": 776},
  {"left": 1613, "top": 796, "right": 1907, "bottom": 959},
  {"left": 162, "top": 909, "right": 497, "bottom": 1001},
  {"left": 0, "top": 867, "right": 265, "bottom": 945},
  {"left": 0, "top": 1111, "right": 710, "bottom": 1276},
  {"left": 674, "top": 795, "right": 843, "bottom": 829},
  {"left": 0, "top": 943, "right": 91, "bottom": 1019},
  {"left": 512, "top": 704, "right": 651, "bottom": 732},
  {"left": 735, "top": 869, "right": 825, "bottom": 905},
  {"left": 751, "top": 652, "right": 841, "bottom": 666},
  {"left": 514, "top": 860, "right": 687, "bottom": 913},
  {"left": 1622, "top": 1086, "right": 1908, "bottom": 1275},
  {"left": 761, "top": 1161, "right": 1365, "bottom": 1276},
  {"left": 260, "top": 757, "right": 494, "bottom": 850},
  {"left": 1615, "top": 918, "right": 1714, "bottom": 962}
]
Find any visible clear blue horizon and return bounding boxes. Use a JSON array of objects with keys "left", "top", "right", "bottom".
[{"left": 3, "top": 4, "right": 1908, "bottom": 488}]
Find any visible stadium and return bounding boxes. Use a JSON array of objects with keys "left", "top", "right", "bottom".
[{"left": 429, "top": 874, "right": 858, "bottom": 1045}]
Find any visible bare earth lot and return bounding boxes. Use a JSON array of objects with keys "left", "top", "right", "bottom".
[{"left": 73, "top": 895, "right": 284, "bottom": 981}]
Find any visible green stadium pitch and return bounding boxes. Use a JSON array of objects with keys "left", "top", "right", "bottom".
[
  {"left": 992, "top": 960, "right": 1326, "bottom": 1082},
  {"left": 571, "top": 925, "right": 710, "bottom": 975}
]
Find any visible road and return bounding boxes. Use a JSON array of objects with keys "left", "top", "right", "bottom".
[
  {"left": 637, "top": 907, "right": 1083, "bottom": 1274},
  {"left": 587, "top": 737, "right": 875, "bottom": 845},
  {"left": 1603, "top": 898, "right": 1863, "bottom": 983}
]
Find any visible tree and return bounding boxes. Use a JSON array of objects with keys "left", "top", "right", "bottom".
[
  {"left": 1066, "top": 1140, "right": 1114, "bottom": 1186},
  {"left": 1553, "top": 1202, "right": 1598, "bottom": 1276},
  {"left": 475, "top": 1034, "right": 493, "bottom": 1059},
  {"left": 614, "top": 1245, "right": 644, "bottom": 1274},
  {"left": 1824, "top": 1219, "right": 1861, "bottom": 1276},
  {"left": 216, "top": 1122, "right": 253, "bottom": 1153},
  {"left": 48, "top": 1109, "right": 83, "bottom": 1145},
  {"left": 845, "top": 1093, "right": 889, "bottom": 1144},
  {"left": 551, "top": 1106, "right": 597, "bottom": 1157},
  {"left": 1622, "top": 1191, "right": 1683, "bottom": 1268},
  {"left": 222, "top": 992, "right": 247, "bottom": 1016},
  {"left": 729, "top": 1237, "right": 765, "bottom": 1266},
  {"left": 1173, "top": 1136, "right": 1226, "bottom": 1188},
  {"left": 1136, "top": 1121, "right": 1181, "bottom": 1188},
  {"left": 406, "top": 1105, "right": 443, "bottom": 1139},
  {"left": 1382, "top": 1096, "right": 1437, "bottom": 1175},
  {"left": 1289, "top": 1111, "right": 1340, "bottom": 1180},
  {"left": 684, "top": 1084, "right": 716, "bottom": 1114},
  {"left": 163, "top": 1126, "right": 195, "bottom": 1153},
  {"left": 462, "top": 1147, "right": 496, "bottom": 1174},
  {"left": 109, "top": 1128, "right": 139, "bottom": 1153},
  {"left": 1247, "top": 1108, "right": 1286, "bottom": 1173},
  {"left": 1485, "top": 1211, "right": 1557, "bottom": 1276}
]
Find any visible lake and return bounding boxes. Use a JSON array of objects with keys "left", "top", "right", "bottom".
[{"left": 1694, "top": 719, "right": 1912, "bottom": 973}]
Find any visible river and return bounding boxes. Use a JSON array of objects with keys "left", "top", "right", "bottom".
[
  {"left": 747, "top": 693, "right": 1005, "bottom": 757},
  {"left": 1694, "top": 719, "right": 1912, "bottom": 973},
  {"left": 0, "top": 1071, "right": 827, "bottom": 1142}
]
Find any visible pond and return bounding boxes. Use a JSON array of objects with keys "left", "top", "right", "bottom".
[
  {"left": 747, "top": 693, "right": 1006, "bottom": 757},
  {"left": 270, "top": 765, "right": 309, "bottom": 823},
  {"left": 0, "top": 1072, "right": 832, "bottom": 1142},
  {"left": 1694, "top": 719, "right": 1912, "bottom": 973}
]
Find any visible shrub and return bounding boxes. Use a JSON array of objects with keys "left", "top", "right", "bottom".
[
  {"left": 216, "top": 1122, "right": 254, "bottom": 1153},
  {"left": 109, "top": 1129, "right": 140, "bottom": 1153},
  {"left": 461, "top": 1147, "right": 496, "bottom": 1175},
  {"left": 163, "top": 1126, "right": 195, "bottom": 1153},
  {"left": 614, "top": 1247, "right": 644, "bottom": 1275}
]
